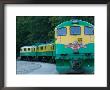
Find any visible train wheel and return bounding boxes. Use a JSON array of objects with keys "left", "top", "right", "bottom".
[
  {"left": 50, "top": 57, "right": 53, "bottom": 63},
  {"left": 53, "top": 59, "right": 55, "bottom": 64},
  {"left": 47, "top": 57, "right": 51, "bottom": 63},
  {"left": 27, "top": 56, "right": 30, "bottom": 61},
  {"left": 23, "top": 56, "right": 26, "bottom": 61},
  {"left": 42, "top": 57, "right": 45, "bottom": 62}
]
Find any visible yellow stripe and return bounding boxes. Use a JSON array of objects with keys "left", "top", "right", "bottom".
[{"left": 55, "top": 26, "right": 94, "bottom": 45}]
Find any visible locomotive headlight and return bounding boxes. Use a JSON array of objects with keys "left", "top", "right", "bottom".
[{"left": 71, "top": 19, "right": 79, "bottom": 24}]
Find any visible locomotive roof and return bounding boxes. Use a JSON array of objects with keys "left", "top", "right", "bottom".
[
  {"left": 55, "top": 19, "right": 93, "bottom": 29},
  {"left": 20, "top": 43, "right": 54, "bottom": 49},
  {"left": 38, "top": 43, "right": 54, "bottom": 47},
  {"left": 21, "top": 46, "right": 36, "bottom": 48}
]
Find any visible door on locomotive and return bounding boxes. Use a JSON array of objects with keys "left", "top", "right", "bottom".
[{"left": 55, "top": 19, "right": 94, "bottom": 74}]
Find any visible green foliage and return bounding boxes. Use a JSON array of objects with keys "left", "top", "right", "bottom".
[{"left": 16, "top": 16, "right": 94, "bottom": 57}]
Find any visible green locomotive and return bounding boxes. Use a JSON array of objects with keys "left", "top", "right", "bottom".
[
  {"left": 20, "top": 19, "right": 94, "bottom": 74},
  {"left": 55, "top": 20, "right": 94, "bottom": 73}
]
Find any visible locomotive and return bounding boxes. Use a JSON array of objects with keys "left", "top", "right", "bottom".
[
  {"left": 55, "top": 19, "right": 94, "bottom": 73},
  {"left": 20, "top": 19, "right": 94, "bottom": 74}
]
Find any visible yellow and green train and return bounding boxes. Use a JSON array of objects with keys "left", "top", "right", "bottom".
[
  {"left": 20, "top": 19, "right": 94, "bottom": 74},
  {"left": 20, "top": 43, "right": 55, "bottom": 63}
]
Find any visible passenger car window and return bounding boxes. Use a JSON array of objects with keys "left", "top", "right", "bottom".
[
  {"left": 52, "top": 45, "right": 54, "bottom": 50},
  {"left": 57, "top": 27, "right": 67, "bottom": 36},
  {"left": 34, "top": 48, "right": 36, "bottom": 51},
  {"left": 70, "top": 26, "right": 81, "bottom": 35},
  {"left": 45, "top": 46, "right": 46, "bottom": 50},
  {"left": 24, "top": 48, "right": 26, "bottom": 51},
  {"left": 28, "top": 48, "right": 30, "bottom": 51},
  {"left": 36, "top": 47, "right": 38, "bottom": 50},
  {"left": 40, "top": 47, "right": 43, "bottom": 50},
  {"left": 84, "top": 26, "right": 94, "bottom": 35}
]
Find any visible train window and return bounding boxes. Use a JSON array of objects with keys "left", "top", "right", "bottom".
[
  {"left": 45, "top": 46, "right": 46, "bottom": 50},
  {"left": 50, "top": 45, "right": 54, "bottom": 50},
  {"left": 57, "top": 27, "right": 67, "bottom": 36},
  {"left": 84, "top": 26, "right": 94, "bottom": 35},
  {"left": 70, "top": 26, "right": 81, "bottom": 35},
  {"left": 52, "top": 46, "right": 54, "bottom": 50},
  {"left": 51, "top": 46, "right": 53, "bottom": 50},
  {"left": 40, "top": 47, "right": 43, "bottom": 50},
  {"left": 34, "top": 48, "right": 35, "bottom": 51},
  {"left": 24, "top": 48, "right": 26, "bottom": 51},
  {"left": 36, "top": 47, "right": 38, "bottom": 50},
  {"left": 28, "top": 48, "right": 30, "bottom": 51}
]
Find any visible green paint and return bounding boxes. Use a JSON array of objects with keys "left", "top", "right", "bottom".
[
  {"left": 56, "top": 60, "right": 72, "bottom": 73},
  {"left": 55, "top": 44, "right": 73, "bottom": 54},
  {"left": 55, "top": 43, "right": 94, "bottom": 73},
  {"left": 79, "top": 43, "right": 94, "bottom": 53},
  {"left": 20, "top": 52, "right": 37, "bottom": 56},
  {"left": 37, "top": 51, "right": 55, "bottom": 56},
  {"left": 55, "top": 20, "right": 93, "bottom": 29}
]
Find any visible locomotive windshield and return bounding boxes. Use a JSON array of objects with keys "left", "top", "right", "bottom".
[
  {"left": 70, "top": 26, "right": 81, "bottom": 35},
  {"left": 57, "top": 27, "right": 67, "bottom": 36},
  {"left": 84, "top": 26, "right": 94, "bottom": 35}
]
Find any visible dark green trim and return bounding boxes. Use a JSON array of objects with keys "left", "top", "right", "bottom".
[
  {"left": 20, "top": 52, "right": 37, "bottom": 56},
  {"left": 56, "top": 20, "right": 93, "bottom": 29},
  {"left": 37, "top": 51, "right": 55, "bottom": 56}
]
